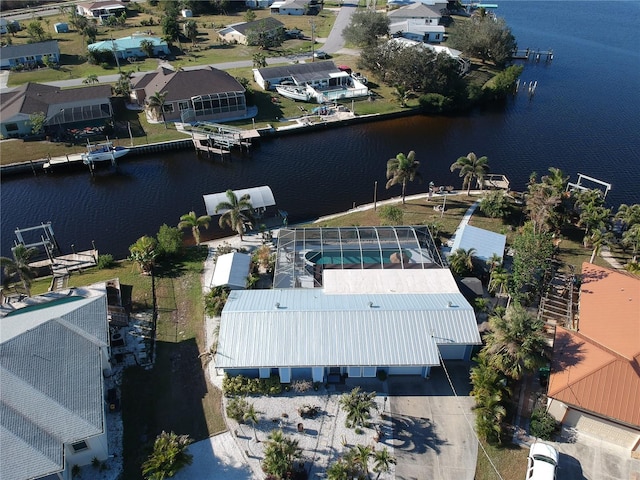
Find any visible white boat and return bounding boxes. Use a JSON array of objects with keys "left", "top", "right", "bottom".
[
  {"left": 275, "top": 85, "right": 312, "bottom": 102},
  {"left": 81, "top": 141, "right": 130, "bottom": 165}
]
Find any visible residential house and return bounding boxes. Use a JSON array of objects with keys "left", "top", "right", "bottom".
[
  {"left": 0, "top": 40, "right": 60, "bottom": 70},
  {"left": 253, "top": 60, "right": 369, "bottom": 103},
  {"left": 388, "top": 37, "right": 470, "bottom": 74},
  {"left": 388, "top": 2, "right": 447, "bottom": 43},
  {"left": 0, "top": 18, "right": 21, "bottom": 35},
  {"left": 88, "top": 34, "right": 170, "bottom": 60},
  {"left": 218, "top": 17, "right": 285, "bottom": 45},
  {"left": 0, "top": 284, "right": 112, "bottom": 480},
  {"left": 215, "top": 226, "right": 482, "bottom": 383},
  {"left": 76, "top": 0, "right": 126, "bottom": 19},
  {"left": 130, "top": 66, "right": 248, "bottom": 123},
  {"left": 547, "top": 263, "right": 640, "bottom": 454},
  {"left": 270, "top": 0, "right": 313, "bottom": 16},
  {"left": 0, "top": 82, "right": 113, "bottom": 138}
]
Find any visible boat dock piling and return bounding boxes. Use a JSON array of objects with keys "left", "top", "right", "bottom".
[
  {"left": 515, "top": 79, "right": 538, "bottom": 98},
  {"left": 512, "top": 48, "right": 554, "bottom": 62}
]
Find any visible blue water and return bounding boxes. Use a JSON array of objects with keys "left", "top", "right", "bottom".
[{"left": 1, "top": 1, "right": 639, "bottom": 258}]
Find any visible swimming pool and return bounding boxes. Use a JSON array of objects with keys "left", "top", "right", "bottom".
[{"left": 305, "top": 249, "right": 409, "bottom": 266}]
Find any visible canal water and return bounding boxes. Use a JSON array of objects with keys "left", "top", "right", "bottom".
[{"left": 1, "top": 0, "right": 639, "bottom": 259}]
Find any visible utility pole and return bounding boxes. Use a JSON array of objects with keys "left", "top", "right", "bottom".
[
  {"left": 310, "top": 20, "right": 316, "bottom": 61},
  {"left": 111, "top": 38, "right": 121, "bottom": 72}
]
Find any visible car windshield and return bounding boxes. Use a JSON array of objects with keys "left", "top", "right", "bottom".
[{"left": 533, "top": 454, "right": 557, "bottom": 466}]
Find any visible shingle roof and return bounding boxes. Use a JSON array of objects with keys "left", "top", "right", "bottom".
[
  {"left": 0, "top": 288, "right": 109, "bottom": 480},
  {"left": 228, "top": 17, "right": 284, "bottom": 35},
  {"left": 548, "top": 264, "right": 640, "bottom": 428},
  {"left": 131, "top": 67, "right": 245, "bottom": 102},
  {"left": 0, "top": 40, "right": 60, "bottom": 59},
  {"left": 216, "top": 271, "right": 480, "bottom": 369},
  {"left": 388, "top": 2, "right": 443, "bottom": 18}
]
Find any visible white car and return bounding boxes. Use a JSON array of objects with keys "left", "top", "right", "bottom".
[{"left": 526, "top": 443, "right": 559, "bottom": 480}]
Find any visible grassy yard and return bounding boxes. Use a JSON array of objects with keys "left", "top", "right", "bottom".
[{"left": 475, "top": 439, "right": 529, "bottom": 480}]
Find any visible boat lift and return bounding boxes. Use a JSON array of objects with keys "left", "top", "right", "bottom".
[{"left": 566, "top": 173, "right": 612, "bottom": 199}]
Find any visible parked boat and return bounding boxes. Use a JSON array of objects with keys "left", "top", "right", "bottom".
[
  {"left": 81, "top": 141, "right": 130, "bottom": 165},
  {"left": 275, "top": 85, "right": 313, "bottom": 102}
]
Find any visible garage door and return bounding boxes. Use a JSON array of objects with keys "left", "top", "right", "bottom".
[
  {"left": 564, "top": 409, "right": 640, "bottom": 449},
  {"left": 388, "top": 366, "right": 423, "bottom": 375},
  {"left": 438, "top": 344, "right": 467, "bottom": 360}
]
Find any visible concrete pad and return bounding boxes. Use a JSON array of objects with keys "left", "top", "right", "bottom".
[{"left": 173, "top": 432, "right": 253, "bottom": 480}]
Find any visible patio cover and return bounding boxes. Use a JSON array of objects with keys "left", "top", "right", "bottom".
[
  {"left": 211, "top": 252, "right": 252, "bottom": 290},
  {"left": 203, "top": 186, "right": 275, "bottom": 216}
]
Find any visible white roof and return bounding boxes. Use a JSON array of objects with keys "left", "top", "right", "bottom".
[
  {"left": 323, "top": 269, "right": 459, "bottom": 294},
  {"left": 203, "top": 185, "right": 276, "bottom": 216},
  {"left": 449, "top": 224, "right": 506, "bottom": 263},
  {"left": 389, "top": 37, "right": 462, "bottom": 58},
  {"left": 216, "top": 285, "right": 480, "bottom": 369},
  {"left": 211, "top": 252, "right": 252, "bottom": 289}
]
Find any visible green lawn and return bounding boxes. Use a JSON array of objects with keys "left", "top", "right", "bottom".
[{"left": 475, "top": 439, "right": 529, "bottom": 480}]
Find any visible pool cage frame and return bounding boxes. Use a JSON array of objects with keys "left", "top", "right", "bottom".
[{"left": 273, "top": 226, "right": 445, "bottom": 289}]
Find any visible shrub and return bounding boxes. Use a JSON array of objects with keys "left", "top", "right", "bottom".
[
  {"left": 291, "top": 379, "right": 312, "bottom": 393},
  {"left": 378, "top": 205, "right": 403, "bottom": 225},
  {"left": 204, "top": 286, "right": 229, "bottom": 317},
  {"left": 480, "top": 190, "right": 511, "bottom": 218},
  {"left": 419, "top": 93, "right": 452, "bottom": 113},
  {"left": 226, "top": 396, "right": 250, "bottom": 422},
  {"left": 97, "top": 254, "right": 115, "bottom": 269},
  {"left": 222, "top": 374, "right": 283, "bottom": 396},
  {"left": 156, "top": 224, "right": 183, "bottom": 257},
  {"left": 530, "top": 407, "right": 557, "bottom": 440}
]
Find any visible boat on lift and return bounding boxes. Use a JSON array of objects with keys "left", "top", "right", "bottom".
[
  {"left": 81, "top": 140, "right": 130, "bottom": 166},
  {"left": 275, "top": 84, "right": 313, "bottom": 102}
]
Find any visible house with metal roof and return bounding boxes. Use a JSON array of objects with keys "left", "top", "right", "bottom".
[
  {"left": 218, "top": 17, "right": 285, "bottom": 45},
  {"left": 88, "top": 34, "right": 170, "bottom": 60},
  {"left": 215, "top": 226, "right": 481, "bottom": 383},
  {"left": 0, "top": 40, "right": 60, "bottom": 70},
  {"left": 130, "top": 66, "right": 248, "bottom": 124},
  {"left": 0, "top": 82, "right": 113, "bottom": 138},
  {"left": 0, "top": 284, "right": 112, "bottom": 480},
  {"left": 547, "top": 263, "right": 640, "bottom": 453},
  {"left": 449, "top": 224, "right": 506, "bottom": 264}
]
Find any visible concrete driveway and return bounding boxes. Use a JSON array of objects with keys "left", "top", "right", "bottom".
[{"left": 387, "top": 362, "right": 477, "bottom": 480}]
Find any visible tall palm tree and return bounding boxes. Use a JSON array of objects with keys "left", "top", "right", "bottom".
[
  {"left": 243, "top": 403, "right": 260, "bottom": 442},
  {"left": 488, "top": 267, "right": 509, "bottom": 297},
  {"left": 0, "top": 244, "right": 38, "bottom": 296},
  {"left": 385, "top": 150, "right": 421, "bottom": 204},
  {"left": 352, "top": 444, "right": 373, "bottom": 478},
  {"left": 128, "top": 236, "right": 158, "bottom": 275},
  {"left": 139, "top": 38, "right": 155, "bottom": 57},
  {"left": 216, "top": 190, "right": 254, "bottom": 240},
  {"left": 178, "top": 211, "right": 211, "bottom": 245},
  {"left": 483, "top": 304, "right": 547, "bottom": 380},
  {"left": 615, "top": 203, "right": 640, "bottom": 229},
  {"left": 147, "top": 91, "right": 168, "bottom": 126},
  {"left": 184, "top": 20, "right": 198, "bottom": 45},
  {"left": 373, "top": 447, "right": 396, "bottom": 480},
  {"left": 622, "top": 223, "right": 640, "bottom": 262},
  {"left": 450, "top": 152, "right": 489, "bottom": 196},
  {"left": 541, "top": 167, "right": 569, "bottom": 194},
  {"left": 448, "top": 247, "right": 476, "bottom": 277}
]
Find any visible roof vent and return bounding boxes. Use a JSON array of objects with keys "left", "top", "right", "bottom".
[
  {"left": 275, "top": 302, "right": 280, "bottom": 309},
  {"left": 368, "top": 301, "right": 374, "bottom": 308},
  {"left": 447, "top": 301, "right": 453, "bottom": 308}
]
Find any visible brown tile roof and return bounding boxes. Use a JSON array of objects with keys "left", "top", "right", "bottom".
[
  {"left": 132, "top": 67, "right": 245, "bottom": 102},
  {"left": 548, "top": 264, "right": 640, "bottom": 428}
]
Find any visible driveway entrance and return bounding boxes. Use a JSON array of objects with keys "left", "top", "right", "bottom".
[{"left": 387, "top": 362, "right": 477, "bottom": 480}]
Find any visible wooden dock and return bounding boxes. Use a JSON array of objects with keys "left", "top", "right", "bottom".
[
  {"left": 480, "top": 174, "right": 510, "bottom": 190},
  {"left": 512, "top": 48, "right": 554, "bottom": 62},
  {"left": 29, "top": 249, "right": 98, "bottom": 275}
]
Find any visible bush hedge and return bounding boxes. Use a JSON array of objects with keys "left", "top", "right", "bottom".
[{"left": 222, "top": 374, "right": 282, "bottom": 396}]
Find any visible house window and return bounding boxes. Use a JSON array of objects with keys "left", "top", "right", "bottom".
[
  {"left": 162, "top": 104, "right": 174, "bottom": 113},
  {"left": 5, "top": 123, "right": 19, "bottom": 132},
  {"left": 71, "top": 441, "right": 89, "bottom": 452},
  {"left": 178, "top": 101, "right": 190, "bottom": 111}
]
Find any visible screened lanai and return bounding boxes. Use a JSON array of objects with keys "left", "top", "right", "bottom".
[{"left": 273, "top": 226, "right": 445, "bottom": 289}]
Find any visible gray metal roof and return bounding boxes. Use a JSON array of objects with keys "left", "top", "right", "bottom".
[
  {"left": 0, "top": 40, "right": 60, "bottom": 59},
  {"left": 216, "top": 288, "right": 480, "bottom": 369},
  {"left": 449, "top": 224, "right": 506, "bottom": 263},
  {"left": 0, "top": 288, "right": 108, "bottom": 480}
]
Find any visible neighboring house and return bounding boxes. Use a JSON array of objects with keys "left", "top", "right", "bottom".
[
  {"left": 88, "top": 34, "right": 170, "bottom": 60},
  {"left": 388, "top": 2, "right": 447, "bottom": 43},
  {"left": 547, "top": 263, "right": 640, "bottom": 454},
  {"left": 0, "top": 18, "right": 21, "bottom": 35},
  {"left": 215, "top": 226, "right": 482, "bottom": 383},
  {"left": 130, "top": 66, "right": 247, "bottom": 123},
  {"left": 0, "top": 40, "right": 60, "bottom": 70},
  {"left": 449, "top": 224, "right": 506, "bottom": 264},
  {"left": 0, "top": 284, "right": 112, "bottom": 480},
  {"left": 76, "top": 0, "right": 126, "bottom": 18},
  {"left": 245, "top": 0, "right": 272, "bottom": 7},
  {"left": 270, "top": 0, "right": 312, "bottom": 15},
  {"left": 253, "top": 60, "right": 369, "bottom": 103},
  {"left": 0, "top": 82, "right": 113, "bottom": 138},
  {"left": 218, "top": 17, "right": 285, "bottom": 45},
  {"left": 388, "top": 37, "right": 470, "bottom": 74}
]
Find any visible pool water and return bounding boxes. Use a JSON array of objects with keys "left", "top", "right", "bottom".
[{"left": 305, "top": 250, "right": 407, "bottom": 265}]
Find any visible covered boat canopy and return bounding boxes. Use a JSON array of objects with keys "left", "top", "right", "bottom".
[{"left": 203, "top": 186, "right": 276, "bottom": 215}]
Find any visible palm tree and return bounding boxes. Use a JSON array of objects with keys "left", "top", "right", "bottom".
[
  {"left": 470, "top": 353, "right": 508, "bottom": 402},
  {"left": 525, "top": 182, "right": 561, "bottom": 235},
  {"left": 184, "top": 20, "right": 198, "bottom": 45},
  {"left": 147, "top": 91, "right": 168, "bottom": 126},
  {"left": 141, "top": 431, "right": 193, "bottom": 480},
  {"left": 473, "top": 391, "right": 507, "bottom": 443},
  {"left": 483, "top": 304, "right": 547, "bottom": 380},
  {"left": 622, "top": 223, "right": 640, "bottom": 263},
  {"left": 373, "top": 447, "right": 396, "bottom": 479},
  {"left": 486, "top": 252, "right": 502, "bottom": 274},
  {"left": 83, "top": 74, "right": 99, "bottom": 85},
  {"left": 252, "top": 52, "right": 267, "bottom": 69},
  {"left": 128, "top": 236, "right": 158, "bottom": 275},
  {"left": 178, "top": 211, "right": 211, "bottom": 245},
  {"left": 243, "top": 403, "right": 260, "bottom": 442},
  {"left": 450, "top": 152, "right": 489, "bottom": 196},
  {"left": 339, "top": 387, "right": 376, "bottom": 429},
  {"left": 488, "top": 267, "right": 509, "bottom": 297},
  {"left": 326, "top": 458, "right": 352, "bottom": 480},
  {"left": 262, "top": 429, "right": 302, "bottom": 479},
  {"left": 541, "top": 167, "right": 569, "bottom": 194},
  {"left": 391, "top": 85, "right": 411, "bottom": 107},
  {"left": 385, "top": 151, "right": 421, "bottom": 204},
  {"left": 139, "top": 38, "right": 155, "bottom": 57},
  {"left": 216, "top": 190, "right": 254, "bottom": 240},
  {"left": 0, "top": 244, "right": 38, "bottom": 296},
  {"left": 352, "top": 444, "right": 373, "bottom": 478},
  {"left": 615, "top": 203, "right": 640, "bottom": 229},
  {"left": 448, "top": 247, "right": 476, "bottom": 277}
]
